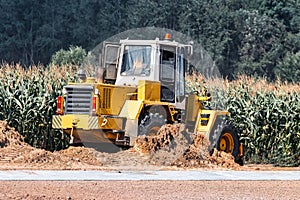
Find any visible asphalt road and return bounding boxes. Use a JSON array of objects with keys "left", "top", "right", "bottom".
[{"left": 1, "top": 170, "right": 300, "bottom": 181}]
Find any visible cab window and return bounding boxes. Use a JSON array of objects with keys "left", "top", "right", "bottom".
[
  {"left": 121, "top": 45, "right": 151, "bottom": 76},
  {"left": 160, "top": 46, "right": 176, "bottom": 102}
]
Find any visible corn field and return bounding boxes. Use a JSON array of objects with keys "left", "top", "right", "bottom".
[
  {"left": 0, "top": 63, "right": 77, "bottom": 151},
  {"left": 0, "top": 64, "right": 299, "bottom": 166},
  {"left": 187, "top": 74, "right": 300, "bottom": 166}
]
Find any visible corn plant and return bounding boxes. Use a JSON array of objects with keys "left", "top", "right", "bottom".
[
  {"left": 0, "top": 63, "right": 77, "bottom": 151},
  {"left": 187, "top": 75, "right": 300, "bottom": 166}
]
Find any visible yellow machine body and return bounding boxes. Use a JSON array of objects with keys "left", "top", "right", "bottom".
[{"left": 52, "top": 80, "right": 174, "bottom": 145}]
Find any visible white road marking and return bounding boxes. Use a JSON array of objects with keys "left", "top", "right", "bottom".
[{"left": 0, "top": 170, "right": 300, "bottom": 181}]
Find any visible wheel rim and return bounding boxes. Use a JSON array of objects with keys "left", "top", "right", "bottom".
[{"left": 219, "top": 132, "right": 234, "bottom": 153}]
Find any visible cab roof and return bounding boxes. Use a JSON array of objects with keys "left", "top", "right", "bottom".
[{"left": 119, "top": 37, "right": 185, "bottom": 47}]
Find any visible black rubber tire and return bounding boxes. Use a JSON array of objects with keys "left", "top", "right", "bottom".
[
  {"left": 138, "top": 113, "right": 167, "bottom": 136},
  {"left": 211, "top": 120, "right": 244, "bottom": 166}
]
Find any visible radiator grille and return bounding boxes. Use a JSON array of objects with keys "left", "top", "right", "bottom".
[
  {"left": 101, "top": 87, "right": 111, "bottom": 109},
  {"left": 65, "top": 85, "right": 93, "bottom": 114}
]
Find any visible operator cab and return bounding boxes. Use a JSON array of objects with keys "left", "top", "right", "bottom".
[{"left": 101, "top": 35, "right": 193, "bottom": 109}]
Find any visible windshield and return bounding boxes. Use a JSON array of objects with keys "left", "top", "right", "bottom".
[{"left": 121, "top": 45, "right": 151, "bottom": 76}]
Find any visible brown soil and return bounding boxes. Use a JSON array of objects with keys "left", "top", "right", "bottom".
[
  {"left": 0, "top": 121, "right": 102, "bottom": 170},
  {"left": 135, "top": 124, "right": 240, "bottom": 170},
  {"left": 0, "top": 120, "right": 299, "bottom": 171},
  {"left": 1, "top": 181, "right": 300, "bottom": 200},
  {"left": 0, "top": 121, "right": 300, "bottom": 199}
]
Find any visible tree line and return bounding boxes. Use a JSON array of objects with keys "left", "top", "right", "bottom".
[{"left": 0, "top": 0, "right": 299, "bottom": 81}]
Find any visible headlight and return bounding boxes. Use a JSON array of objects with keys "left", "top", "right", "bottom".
[
  {"left": 95, "top": 88, "right": 99, "bottom": 95},
  {"left": 62, "top": 87, "right": 67, "bottom": 95}
]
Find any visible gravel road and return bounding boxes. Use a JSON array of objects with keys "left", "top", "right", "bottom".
[
  {"left": 1, "top": 120, "right": 300, "bottom": 199},
  {"left": 1, "top": 180, "right": 300, "bottom": 200}
]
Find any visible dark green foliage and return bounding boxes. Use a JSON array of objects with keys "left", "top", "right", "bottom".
[
  {"left": 51, "top": 46, "right": 87, "bottom": 66},
  {"left": 275, "top": 52, "right": 300, "bottom": 82},
  {"left": 0, "top": 0, "right": 299, "bottom": 82},
  {"left": 234, "top": 10, "right": 287, "bottom": 80}
]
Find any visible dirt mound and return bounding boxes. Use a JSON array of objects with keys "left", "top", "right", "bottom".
[
  {"left": 0, "top": 121, "right": 102, "bottom": 169},
  {"left": 135, "top": 124, "right": 193, "bottom": 166},
  {"left": 0, "top": 145, "right": 102, "bottom": 169},
  {"left": 0, "top": 120, "right": 239, "bottom": 170},
  {"left": 135, "top": 124, "right": 240, "bottom": 169},
  {"left": 135, "top": 124, "right": 190, "bottom": 153},
  {"left": 0, "top": 121, "right": 26, "bottom": 147},
  {"left": 174, "top": 134, "right": 239, "bottom": 169},
  {"left": 59, "top": 146, "right": 101, "bottom": 165}
]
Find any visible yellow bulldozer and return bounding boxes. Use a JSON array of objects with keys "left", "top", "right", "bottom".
[{"left": 52, "top": 34, "right": 244, "bottom": 164}]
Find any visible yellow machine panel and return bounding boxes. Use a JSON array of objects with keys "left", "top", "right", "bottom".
[
  {"left": 97, "top": 84, "right": 137, "bottom": 115},
  {"left": 119, "top": 100, "right": 144, "bottom": 120},
  {"left": 196, "top": 110, "right": 229, "bottom": 137},
  {"left": 138, "top": 80, "right": 161, "bottom": 101},
  {"left": 61, "top": 115, "right": 89, "bottom": 129},
  {"left": 53, "top": 114, "right": 124, "bottom": 130},
  {"left": 98, "top": 117, "right": 124, "bottom": 130},
  {"left": 185, "top": 94, "right": 202, "bottom": 122}
]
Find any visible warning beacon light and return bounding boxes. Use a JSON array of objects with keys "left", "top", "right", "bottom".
[{"left": 165, "top": 33, "right": 171, "bottom": 40}]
